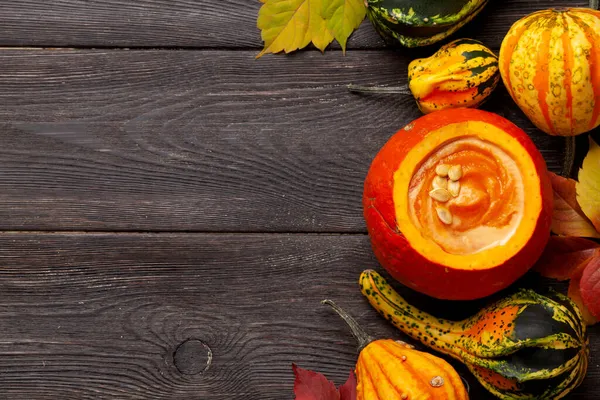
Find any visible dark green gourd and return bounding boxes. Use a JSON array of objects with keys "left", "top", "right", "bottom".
[
  {"left": 360, "top": 270, "right": 589, "bottom": 399},
  {"left": 366, "top": 0, "right": 488, "bottom": 47}
]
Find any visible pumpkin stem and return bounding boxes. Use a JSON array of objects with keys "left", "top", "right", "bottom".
[
  {"left": 591, "top": 0, "right": 599, "bottom": 10},
  {"left": 347, "top": 84, "right": 412, "bottom": 95},
  {"left": 322, "top": 299, "right": 374, "bottom": 352}
]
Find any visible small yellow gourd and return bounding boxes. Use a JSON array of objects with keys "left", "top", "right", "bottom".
[
  {"left": 408, "top": 38, "right": 500, "bottom": 114},
  {"left": 323, "top": 300, "right": 469, "bottom": 400}
]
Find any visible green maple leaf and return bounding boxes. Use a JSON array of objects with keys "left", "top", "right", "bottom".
[
  {"left": 257, "top": 0, "right": 365, "bottom": 57},
  {"left": 323, "top": 0, "right": 366, "bottom": 52}
]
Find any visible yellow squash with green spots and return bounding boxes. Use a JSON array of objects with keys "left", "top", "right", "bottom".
[
  {"left": 499, "top": 8, "right": 600, "bottom": 136},
  {"left": 408, "top": 38, "right": 499, "bottom": 113},
  {"left": 360, "top": 270, "right": 589, "bottom": 400}
]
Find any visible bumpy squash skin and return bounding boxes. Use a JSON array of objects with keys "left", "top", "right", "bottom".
[
  {"left": 499, "top": 8, "right": 600, "bottom": 136},
  {"left": 357, "top": 339, "right": 469, "bottom": 400},
  {"left": 367, "top": 0, "right": 485, "bottom": 26},
  {"left": 366, "top": 0, "right": 488, "bottom": 47},
  {"left": 408, "top": 38, "right": 500, "bottom": 113},
  {"left": 363, "top": 108, "right": 552, "bottom": 300},
  {"left": 360, "top": 270, "right": 589, "bottom": 400}
]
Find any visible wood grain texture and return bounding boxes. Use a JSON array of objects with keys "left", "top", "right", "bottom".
[
  {"left": 0, "top": 0, "right": 588, "bottom": 49},
  {"left": 0, "top": 232, "right": 596, "bottom": 399},
  {"left": 0, "top": 49, "right": 572, "bottom": 232}
]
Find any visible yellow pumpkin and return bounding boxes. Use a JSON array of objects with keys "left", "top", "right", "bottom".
[
  {"left": 499, "top": 8, "right": 600, "bottom": 136},
  {"left": 322, "top": 300, "right": 469, "bottom": 400}
]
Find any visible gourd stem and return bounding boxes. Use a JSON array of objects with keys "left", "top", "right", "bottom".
[
  {"left": 591, "top": 0, "right": 599, "bottom": 10},
  {"left": 347, "top": 84, "right": 412, "bottom": 95},
  {"left": 322, "top": 299, "right": 374, "bottom": 352}
]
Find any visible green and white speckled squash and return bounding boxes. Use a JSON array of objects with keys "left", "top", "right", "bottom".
[
  {"left": 366, "top": 0, "right": 488, "bottom": 47},
  {"left": 360, "top": 270, "right": 589, "bottom": 400}
]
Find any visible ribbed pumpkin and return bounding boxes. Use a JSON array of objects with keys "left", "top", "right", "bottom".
[
  {"left": 360, "top": 270, "right": 589, "bottom": 400},
  {"left": 499, "top": 8, "right": 600, "bottom": 136},
  {"left": 322, "top": 300, "right": 469, "bottom": 400},
  {"left": 409, "top": 38, "right": 500, "bottom": 113}
]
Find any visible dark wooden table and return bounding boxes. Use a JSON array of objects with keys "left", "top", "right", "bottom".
[{"left": 0, "top": 0, "right": 598, "bottom": 398}]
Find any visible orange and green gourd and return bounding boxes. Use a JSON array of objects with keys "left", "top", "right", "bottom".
[
  {"left": 408, "top": 39, "right": 499, "bottom": 113},
  {"left": 322, "top": 299, "right": 469, "bottom": 400},
  {"left": 360, "top": 270, "right": 589, "bottom": 400},
  {"left": 499, "top": 8, "right": 600, "bottom": 136}
]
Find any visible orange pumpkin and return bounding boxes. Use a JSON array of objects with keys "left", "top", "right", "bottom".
[
  {"left": 356, "top": 339, "right": 468, "bottom": 399},
  {"left": 499, "top": 8, "right": 600, "bottom": 136},
  {"left": 322, "top": 300, "right": 469, "bottom": 400},
  {"left": 363, "top": 108, "right": 552, "bottom": 300}
]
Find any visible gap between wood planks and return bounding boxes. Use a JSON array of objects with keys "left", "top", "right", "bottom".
[
  {"left": 0, "top": 230, "right": 370, "bottom": 235},
  {"left": 0, "top": 46, "right": 272, "bottom": 51}
]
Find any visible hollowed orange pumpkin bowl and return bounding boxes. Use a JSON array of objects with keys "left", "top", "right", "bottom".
[{"left": 363, "top": 108, "right": 552, "bottom": 300}]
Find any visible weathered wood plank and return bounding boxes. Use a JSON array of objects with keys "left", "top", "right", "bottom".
[
  {"left": 0, "top": 232, "right": 596, "bottom": 399},
  {"left": 0, "top": 49, "right": 572, "bottom": 232},
  {"left": 0, "top": 0, "right": 587, "bottom": 49}
]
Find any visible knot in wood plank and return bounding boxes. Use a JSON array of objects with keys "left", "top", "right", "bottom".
[{"left": 173, "top": 339, "right": 212, "bottom": 375}]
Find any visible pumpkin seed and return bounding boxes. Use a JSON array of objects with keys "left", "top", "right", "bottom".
[
  {"left": 430, "top": 376, "right": 444, "bottom": 387},
  {"left": 448, "top": 165, "right": 463, "bottom": 181},
  {"left": 432, "top": 176, "right": 448, "bottom": 190},
  {"left": 436, "top": 206, "right": 453, "bottom": 225},
  {"left": 429, "top": 188, "right": 451, "bottom": 202},
  {"left": 448, "top": 180, "right": 460, "bottom": 197},
  {"left": 435, "top": 164, "right": 450, "bottom": 176}
]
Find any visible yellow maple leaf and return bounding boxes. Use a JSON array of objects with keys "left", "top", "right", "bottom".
[
  {"left": 577, "top": 137, "right": 600, "bottom": 233},
  {"left": 323, "top": 0, "right": 366, "bottom": 52},
  {"left": 256, "top": 0, "right": 365, "bottom": 57},
  {"left": 257, "top": 0, "right": 333, "bottom": 58}
]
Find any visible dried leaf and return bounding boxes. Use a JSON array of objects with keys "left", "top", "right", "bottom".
[
  {"left": 548, "top": 171, "right": 600, "bottom": 238},
  {"left": 323, "top": 0, "right": 366, "bottom": 52},
  {"left": 338, "top": 370, "right": 357, "bottom": 400},
  {"left": 533, "top": 236, "right": 600, "bottom": 280},
  {"left": 292, "top": 364, "right": 340, "bottom": 400},
  {"left": 569, "top": 265, "right": 599, "bottom": 326},
  {"left": 580, "top": 253, "right": 600, "bottom": 322},
  {"left": 577, "top": 138, "right": 600, "bottom": 232}
]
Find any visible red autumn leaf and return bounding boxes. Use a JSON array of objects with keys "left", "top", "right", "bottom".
[
  {"left": 569, "top": 264, "right": 599, "bottom": 326},
  {"left": 548, "top": 171, "right": 600, "bottom": 238},
  {"left": 292, "top": 364, "right": 340, "bottom": 400},
  {"left": 338, "top": 371, "right": 357, "bottom": 400},
  {"left": 533, "top": 236, "right": 600, "bottom": 280},
  {"left": 580, "top": 254, "right": 600, "bottom": 322},
  {"left": 292, "top": 364, "right": 357, "bottom": 400}
]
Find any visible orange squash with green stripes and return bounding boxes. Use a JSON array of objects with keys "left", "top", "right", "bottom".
[
  {"left": 499, "top": 8, "right": 600, "bottom": 136},
  {"left": 322, "top": 300, "right": 469, "bottom": 400}
]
